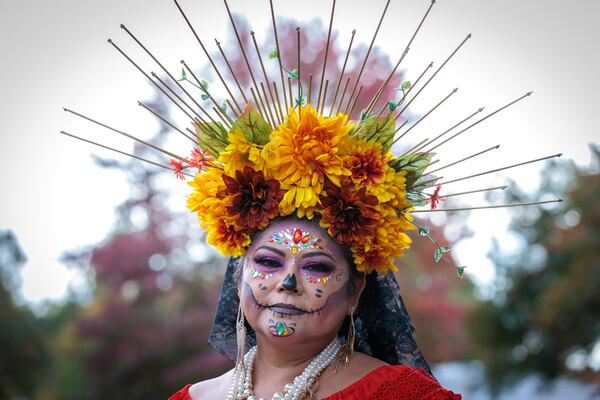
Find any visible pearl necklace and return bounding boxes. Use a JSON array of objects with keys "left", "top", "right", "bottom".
[{"left": 226, "top": 337, "right": 343, "bottom": 400}]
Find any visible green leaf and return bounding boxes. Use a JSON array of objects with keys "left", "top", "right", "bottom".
[
  {"left": 231, "top": 105, "right": 272, "bottom": 145},
  {"left": 434, "top": 248, "right": 443, "bottom": 263},
  {"left": 199, "top": 80, "right": 209, "bottom": 91},
  {"left": 350, "top": 113, "right": 396, "bottom": 150},
  {"left": 195, "top": 121, "right": 229, "bottom": 158},
  {"left": 387, "top": 101, "right": 398, "bottom": 111},
  {"left": 440, "top": 246, "right": 451, "bottom": 253},
  {"left": 288, "top": 68, "right": 299, "bottom": 79},
  {"left": 456, "top": 266, "right": 466, "bottom": 278},
  {"left": 220, "top": 101, "right": 228, "bottom": 114},
  {"left": 181, "top": 68, "right": 187, "bottom": 80},
  {"left": 407, "top": 192, "right": 427, "bottom": 207},
  {"left": 295, "top": 96, "right": 307, "bottom": 107},
  {"left": 200, "top": 93, "right": 210, "bottom": 101},
  {"left": 389, "top": 152, "right": 434, "bottom": 187},
  {"left": 268, "top": 48, "right": 279, "bottom": 60},
  {"left": 401, "top": 80, "right": 412, "bottom": 91},
  {"left": 418, "top": 226, "right": 430, "bottom": 236}
]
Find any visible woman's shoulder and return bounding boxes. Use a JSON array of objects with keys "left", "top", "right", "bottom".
[
  {"left": 323, "top": 356, "right": 461, "bottom": 400},
  {"left": 168, "top": 368, "right": 234, "bottom": 400}
]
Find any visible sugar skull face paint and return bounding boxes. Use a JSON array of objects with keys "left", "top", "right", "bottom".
[
  {"left": 270, "top": 227, "right": 323, "bottom": 255},
  {"left": 239, "top": 218, "right": 361, "bottom": 347}
]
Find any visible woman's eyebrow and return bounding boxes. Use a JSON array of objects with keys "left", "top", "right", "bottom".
[
  {"left": 255, "top": 245, "right": 286, "bottom": 257},
  {"left": 301, "top": 251, "right": 334, "bottom": 261}
]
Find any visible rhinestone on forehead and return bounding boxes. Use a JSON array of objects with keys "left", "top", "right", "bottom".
[{"left": 270, "top": 228, "right": 323, "bottom": 255}]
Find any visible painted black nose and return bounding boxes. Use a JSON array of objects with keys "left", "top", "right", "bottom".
[{"left": 282, "top": 273, "right": 297, "bottom": 291}]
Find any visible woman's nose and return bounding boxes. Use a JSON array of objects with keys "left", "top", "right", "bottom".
[{"left": 280, "top": 273, "right": 298, "bottom": 292}]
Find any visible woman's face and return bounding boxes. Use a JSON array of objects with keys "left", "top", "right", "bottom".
[{"left": 239, "top": 218, "right": 360, "bottom": 347}]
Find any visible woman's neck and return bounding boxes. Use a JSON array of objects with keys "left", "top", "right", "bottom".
[{"left": 250, "top": 335, "right": 335, "bottom": 397}]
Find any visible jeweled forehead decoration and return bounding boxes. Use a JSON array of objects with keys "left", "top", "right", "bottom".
[
  {"left": 270, "top": 228, "right": 323, "bottom": 255},
  {"left": 62, "top": 0, "right": 563, "bottom": 277}
]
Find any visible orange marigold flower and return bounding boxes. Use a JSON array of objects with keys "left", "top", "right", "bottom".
[
  {"left": 205, "top": 207, "right": 251, "bottom": 257},
  {"left": 342, "top": 138, "right": 386, "bottom": 186},
  {"left": 319, "top": 180, "right": 380, "bottom": 245},
  {"left": 220, "top": 166, "right": 283, "bottom": 232},
  {"left": 272, "top": 104, "right": 353, "bottom": 216}
]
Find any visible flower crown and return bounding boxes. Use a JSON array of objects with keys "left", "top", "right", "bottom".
[
  {"left": 185, "top": 103, "right": 425, "bottom": 275},
  {"left": 61, "top": 0, "right": 563, "bottom": 278}
]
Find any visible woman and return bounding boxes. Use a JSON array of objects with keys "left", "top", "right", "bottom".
[{"left": 169, "top": 216, "right": 460, "bottom": 399}]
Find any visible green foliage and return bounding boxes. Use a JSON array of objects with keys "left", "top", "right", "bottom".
[
  {"left": 389, "top": 152, "right": 434, "bottom": 188},
  {"left": 231, "top": 105, "right": 272, "bottom": 145},
  {"left": 268, "top": 48, "right": 279, "bottom": 60},
  {"left": 350, "top": 113, "right": 396, "bottom": 150},
  {"left": 195, "top": 121, "right": 229, "bottom": 157},
  {"left": 469, "top": 149, "right": 600, "bottom": 389}
]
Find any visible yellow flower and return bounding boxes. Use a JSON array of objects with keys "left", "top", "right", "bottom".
[
  {"left": 218, "top": 129, "right": 260, "bottom": 175},
  {"left": 271, "top": 104, "right": 353, "bottom": 216},
  {"left": 187, "top": 168, "right": 226, "bottom": 224}
]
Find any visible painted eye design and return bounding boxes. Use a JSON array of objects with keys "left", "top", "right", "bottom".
[
  {"left": 303, "top": 262, "right": 335, "bottom": 274},
  {"left": 254, "top": 256, "right": 282, "bottom": 269}
]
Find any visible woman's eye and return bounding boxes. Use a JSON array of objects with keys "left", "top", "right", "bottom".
[
  {"left": 254, "top": 257, "right": 282, "bottom": 268},
  {"left": 303, "top": 263, "right": 334, "bottom": 273}
]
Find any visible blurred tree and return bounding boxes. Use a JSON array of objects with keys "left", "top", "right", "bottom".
[
  {"left": 469, "top": 146, "right": 600, "bottom": 389},
  {"left": 0, "top": 230, "right": 48, "bottom": 398}
]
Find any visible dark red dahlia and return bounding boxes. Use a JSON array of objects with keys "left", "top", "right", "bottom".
[
  {"left": 320, "top": 181, "right": 380, "bottom": 245},
  {"left": 221, "top": 166, "right": 284, "bottom": 231}
]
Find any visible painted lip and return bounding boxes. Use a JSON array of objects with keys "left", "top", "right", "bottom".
[{"left": 268, "top": 303, "right": 306, "bottom": 315}]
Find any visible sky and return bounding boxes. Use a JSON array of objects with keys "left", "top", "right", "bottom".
[{"left": 0, "top": 0, "right": 598, "bottom": 306}]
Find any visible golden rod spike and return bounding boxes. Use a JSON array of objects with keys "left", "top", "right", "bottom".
[
  {"left": 308, "top": 74, "right": 313, "bottom": 106},
  {"left": 107, "top": 39, "right": 198, "bottom": 125},
  {"left": 288, "top": 76, "right": 294, "bottom": 110},
  {"left": 62, "top": 108, "right": 188, "bottom": 161},
  {"left": 411, "top": 176, "right": 443, "bottom": 190},
  {"left": 344, "top": 0, "right": 391, "bottom": 114},
  {"left": 172, "top": 0, "right": 243, "bottom": 115},
  {"left": 180, "top": 60, "right": 234, "bottom": 127},
  {"left": 225, "top": 99, "right": 239, "bottom": 119},
  {"left": 273, "top": 81, "right": 285, "bottom": 124},
  {"left": 270, "top": 0, "right": 289, "bottom": 109},
  {"left": 366, "top": 0, "right": 436, "bottom": 115},
  {"left": 296, "top": 27, "right": 302, "bottom": 121},
  {"left": 334, "top": 77, "right": 351, "bottom": 115},
  {"left": 395, "top": 33, "right": 472, "bottom": 120},
  {"left": 223, "top": 0, "right": 267, "bottom": 111},
  {"left": 151, "top": 72, "right": 218, "bottom": 134},
  {"left": 215, "top": 38, "right": 250, "bottom": 106},
  {"left": 428, "top": 144, "right": 500, "bottom": 175},
  {"left": 427, "top": 92, "right": 533, "bottom": 153},
  {"left": 412, "top": 199, "right": 563, "bottom": 213},
  {"left": 398, "top": 138, "right": 429, "bottom": 159},
  {"left": 120, "top": 24, "right": 221, "bottom": 128},
  {"left": 317, "top": 0, "right": 336, "bottom": 112},
  {"left": 250, "top": 87, "right": 273, "bottom": 129},
  {"left": 418, "top": 107, "right": 483, "bottom": 152},
  {"left": 391, "top": 88, "right": 458, "bottom": 146},
  {"left": 60, "top": 130, "right": 193, "bottom": 177},
  {"left": 260, "top": 82, "right": 278, "bottom": 128},
  {"left": 376, "top": 61, "right": 433, "bottom": 117},
  {"left": 329, "top": 30, "right": 356, "bottom": 117},
  {"left": 439, "top": 153, "right": 562, "bottom": 186},
  {"left": 137, "top": 101, "right": 198, "bottom": 144},
  {"left": 420, "top": 185, "right": 507, "bottom": 199},
  {"left": 250, "top": 30, "right": 282, "bottom": 125},
  {"left": 347, "top": 85, "right": 363, "bottom": 118},
  {"left": 320, "top": 79, "right": 329, "bottom": 115}
]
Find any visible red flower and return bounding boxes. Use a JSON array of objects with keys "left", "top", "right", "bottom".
[
  {"left": 220, "top": 166, "right": 284, "bottom": 231},
  {"left": 429, "top": 184, "right": 442, "bottom": 210},
  {"left": 348, "top": 147, "right": 385, "bottom": 185},
  {"left": 320, "top": 180, "right": 380, "bottom": 245},
  {"left": 169, "top": 158, "right": 187, "bottom": 180},
  {"left": 188, "top": 147, "right": 214, "bottom": 170}
]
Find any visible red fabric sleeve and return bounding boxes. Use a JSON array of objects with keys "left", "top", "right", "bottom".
[
  {"left": 168, "top": 384, "right": 192, "bottom": 400},
  {"left": 323, "top": 365, "right": 461, "bottom": 400}
]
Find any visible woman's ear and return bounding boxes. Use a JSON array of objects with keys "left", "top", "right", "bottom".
[{"left": 349, "top": 274, "right": 366, "bottom": 313}]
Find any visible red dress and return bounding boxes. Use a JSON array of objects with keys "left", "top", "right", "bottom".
[{"left": 169, "top": 365, "right": 461, "bottom": 399}]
